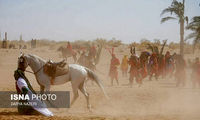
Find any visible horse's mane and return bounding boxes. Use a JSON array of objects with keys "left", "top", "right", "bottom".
[{"left": 27, "top": 54, "right": 46, "bottom": 64}]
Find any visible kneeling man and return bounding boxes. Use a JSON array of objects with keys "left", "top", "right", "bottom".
[{"left": 14, "top": 55, "right": 53, "bottom": 116}]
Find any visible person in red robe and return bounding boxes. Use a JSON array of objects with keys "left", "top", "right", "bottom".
[
  {"left": 128, "top": 55, "right": 140, "bottom": 86},
  {"left": 109, "top": 54, "right": 120, "bottom": 86},
  {"left": 149, "top": 53, "right": 159, "bottom": 81},
  {"left": 139, "top": 51, "right": 150, "bottom": 79},
  {"left": 165, "top": 51, "right": 173, "bottom": 77},
  {"left": 67, "top": 42, "right": 75, "bottom": 56},
  {"left": 158, "top": 54, "right": 165, "bottom": 78}
]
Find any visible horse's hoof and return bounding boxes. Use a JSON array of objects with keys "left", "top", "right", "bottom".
[
  {"left": 87, "top": 105, "right": 92, "bottom": 112},
  {"left": 89, "top": 109, "right": 93, "bottom": 113}
]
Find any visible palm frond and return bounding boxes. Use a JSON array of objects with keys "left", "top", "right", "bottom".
[
  {"left": 186, "top": 16, "right": 200, "bottom": 35},
  {"left": 160, "top": 40, "right": 167, "bottom": 55},
  {"left": 160, "top": 7, "right": 175, "bottom": 16},
  {"left": 192, "top": 16, "right": 200, "bottom": 22},
  {"left": 160, "top": 0, "right": 184, "bottom": 22},
  {"left": 161, "top": 16, "right": 177, "bottom": 24},
  {"left": 193, "top": 36, "right": 200, "bottom": 52},
  {"left": 153, "top": 46, "right": 159, "bottom": 54},
  {"left": 185, "top": 32, "right": 197, "bottom": 41}
]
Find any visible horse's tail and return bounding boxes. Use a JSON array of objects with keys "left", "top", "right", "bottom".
[{"left": 85, "top": 67, "right": 109, "bottom": 99}]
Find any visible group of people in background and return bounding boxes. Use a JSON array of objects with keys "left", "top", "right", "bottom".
[
  {"left": 64, "top": 42, "right": 200, "bottom": 88},
  {"left": 108, "top": 46, "right": 200, "bottom": 88}
]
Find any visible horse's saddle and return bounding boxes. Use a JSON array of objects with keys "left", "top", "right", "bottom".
[{"left": 43, "top": 60, "right": 69, "bottom": 79}]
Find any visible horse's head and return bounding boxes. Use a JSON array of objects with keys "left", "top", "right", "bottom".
[
  {"left": 57, "top": 46, "right": 64, "bottom": 52},
  {"left": 18, "top": 53, "right": 29, "bottom": 71},
  {"left": 141, "top": 51, "right": 150, "bottom": 59},
  {"left": 18, "top": 53, "right": 46, "bottom": 74},
  {"left": 130, "top": 54, "right": 139, "bottom": 63}
]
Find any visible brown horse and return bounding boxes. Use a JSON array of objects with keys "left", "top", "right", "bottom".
[
  {"left": 77, "top": 45, "right": 102, "bottom": 71},
  {"left": 57, "top": 46, "right": 77, "bottom": 63}
]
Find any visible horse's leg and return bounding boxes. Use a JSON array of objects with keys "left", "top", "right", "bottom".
[
  {"left": 137, "top": 75, "right": 142, "bottom": 87},
  {"left": 70, "top": 83, "right": 79, "bottom": 106},
  {"left": 40, "top": 85, "right": 45, "bottom": 94},
  {"left": 129, "top": 74, "right": 133, "bottom": 87},
  {"left": 155, "top": 71, "right": 159, "bottom": 80},
  {"left": 72, "top": 55, "right": 77, "bottom": 63},
  {"left": 149, "top": 72, "right": 152, "bottom": 81},
  {"left": 75, "top": 55, "right": 77, "bottom": 63},
  {"left": 44, "top": 85, "right": 51, "bottom": 92},
  {"left": 79, "top": 81, "right": 91, "bottom": 111}
]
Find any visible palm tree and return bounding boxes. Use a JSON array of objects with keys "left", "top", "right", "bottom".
[
  {"left": 160, "top": 0, "right": 188, "bottom": 56},
  {"left": 186, "top": 16, "right": 200, "bottom": 53}
]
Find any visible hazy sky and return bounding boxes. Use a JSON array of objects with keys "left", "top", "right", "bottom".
[{"left": 0, "top": 0, "right": 199, "bottom": 43}]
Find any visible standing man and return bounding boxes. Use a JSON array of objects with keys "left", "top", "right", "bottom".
[
  {"left": 109, "top": 53, "right": 120, "bottom": 86},
  {"left": 121, "top": 55, "right": 128, "bottom": 77},
  {"left": 191, "top": 57, "right": 200, "bottom": 88},
  {"left": 149, "top": 53, "right": 159, "bottom": 81},
  {"left": 89, "top": 43, "right": 97, "bottom": 60},
  {"left": 165, "top": 51, "right": 173, "bottom": 77},
  {"left": 174, "top": 55, "right": 186, "bottom": 87},
  {"left": 128, "top": 54, "right": 140, "bottom": 86}
]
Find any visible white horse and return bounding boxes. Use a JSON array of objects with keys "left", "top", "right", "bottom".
[{"left": 18, "top": 53, "right": 108, "bottom": 110}]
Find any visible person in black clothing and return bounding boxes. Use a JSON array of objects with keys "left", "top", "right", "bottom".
[
  {"left": 14, "top": 55, "right": 53, "bottom": 116},
  {"left": 14, "top": 56, "right": 40, "bottom": 115}
]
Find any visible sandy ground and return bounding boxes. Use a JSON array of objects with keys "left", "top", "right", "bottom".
[{"left": 0, "top": 46, "right": 200, "bottom": 120}]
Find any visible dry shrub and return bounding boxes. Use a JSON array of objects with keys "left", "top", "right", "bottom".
[
  {"left": 184, "top": 43, "right": 193, "bottom": 54},
  {"left": 72, "top": 40, "right": 91, "bottom": 48},
  {"left": 168, "top": 42, "right": 179, "bottom": 50},
  {"left": 137, "top": 39, "right": 151, "bottom": 51},
  {"left": 106, "top": 40, "right": 121, "bottom": 47},
  {"left": 95, "top": 38, "right": 107, "bottom": 47}
]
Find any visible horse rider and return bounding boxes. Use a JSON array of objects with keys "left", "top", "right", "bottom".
[{"left": 67, "top": 41, "right": 75, "bottom": 56}]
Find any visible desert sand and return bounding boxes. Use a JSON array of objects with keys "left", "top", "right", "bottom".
[{"left": 0, "top": 45, "right": 200, "bottom": 120}]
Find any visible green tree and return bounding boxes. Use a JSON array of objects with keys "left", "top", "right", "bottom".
[
  {"left": 186, "top": 16, "right": 200, "bottom": 53},
  {"left": 160, "top": 0, "right": 188, "bottom": 56}
]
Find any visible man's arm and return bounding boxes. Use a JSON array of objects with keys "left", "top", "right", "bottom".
[
  {"left": 21, "top": 87, "right": 28, "bottom": 94},
  {"left": 17, "top": 78, "right": 29, "bottom": 94}
]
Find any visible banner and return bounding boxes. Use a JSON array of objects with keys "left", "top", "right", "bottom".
[{"left": 0, "top": 91, "right": 70, "bottom": 108}]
